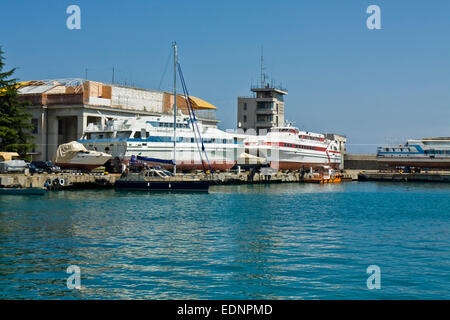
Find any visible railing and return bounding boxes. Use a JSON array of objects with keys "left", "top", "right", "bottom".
[
  {"left": 251, "top": 84, "right": 288, "bottom": 92},
  {"left": 238, "top": 95, "right": 256, "bottom": 99}
]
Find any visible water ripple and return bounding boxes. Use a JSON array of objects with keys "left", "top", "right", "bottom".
[{"left": 0, "top": 182, "right": 449, "bottom": 299}]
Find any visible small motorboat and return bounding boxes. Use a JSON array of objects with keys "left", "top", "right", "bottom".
[
  {"left": 0, "top": 186, "right": 47, "bottom": 195},
  {"left": 0, "top": 152, "right": 28, "bottom": 173},
  {"left": 302, "top": 168, "right": 343, "bottom": 184},
  {"left": 54, "top": 141, "right": 112, "bottom": 170}
]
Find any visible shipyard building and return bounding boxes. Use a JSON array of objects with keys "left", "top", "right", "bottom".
[
  {"left": 237, "top": 83, "right": 287, "bottom": 134},
  {"left": 18, "top": 79, "right": 218, "bottom": 161}
]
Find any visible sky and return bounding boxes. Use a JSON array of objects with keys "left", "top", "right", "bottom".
[{"left": 1, "top": 0, "right": 450, "bottom": 153}]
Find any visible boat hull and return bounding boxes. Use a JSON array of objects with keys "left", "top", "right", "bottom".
[
  {"left": 245, "top": 143, "right": 341, "bottom": 171},
  {"left": 0, "top": 188, "right": 47, "bottom": 195},
  {"left": 377, "top": 158, "right": 450, "bottom": 169},
  {"left": 55, "top": 162, "right": 109, "bottom": 170},
  {"left": 114, "top": 179, "right": 210, "bottom": 192}
]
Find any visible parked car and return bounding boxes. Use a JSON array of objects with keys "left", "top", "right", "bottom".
[
  {"left": 27, "top": 162, "right": 44, "bottom": 174},
  {"left": 0, "top": 152, "right": 28, "bottom": 173},
  {"left": 31, "top": 161, "right": 61, "bottom": 173}
]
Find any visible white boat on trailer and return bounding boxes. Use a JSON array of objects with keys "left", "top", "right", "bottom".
[{"left": 53, "top": 141, "right": 112, "bottom": 170}]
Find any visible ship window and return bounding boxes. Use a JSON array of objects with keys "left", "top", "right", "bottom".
[
  {"left": 133, "top": 131, "right": 141, "bottom": 139},
  {"left": 117, "top": 131, "right": 132, "bottom": 138}
]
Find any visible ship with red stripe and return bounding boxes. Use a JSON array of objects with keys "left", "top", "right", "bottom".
[{"left": 244, "top": 126, "right": 343, "bottom": 170}]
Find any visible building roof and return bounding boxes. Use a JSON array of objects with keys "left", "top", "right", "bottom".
[
  {"left": 17, "top": 79, "right": 86, "bottom": 94},
  {"left": 16, "top": 79, "right": 219, "bottom": 114},
  {"left": 187, "top": 95, "right": 216, "bottom": 110}
]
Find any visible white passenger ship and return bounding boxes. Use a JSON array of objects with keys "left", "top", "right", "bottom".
[
  {"left": 79, "top": 114, "right": 242, "bottom": 171},
  {"left": 377, "top": 137, "right": 450, "bottom": 168},
  {"left": 244, "top": 126, "right": 342, "bottom": 170},
  {"left": 79, "top": 117, "right": 343, "bottom": 172}
]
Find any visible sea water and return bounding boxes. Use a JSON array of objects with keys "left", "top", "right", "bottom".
[{"left": 0, "top": 182, "right": 449, "bottom": 299}]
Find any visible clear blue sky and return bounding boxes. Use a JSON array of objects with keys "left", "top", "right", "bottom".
[{"left": 1, "top": 0, "right": 450, "bottom": 153}]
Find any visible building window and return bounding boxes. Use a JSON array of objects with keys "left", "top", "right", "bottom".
[
  {"left": 257, "top": 114, "right": 272, "bottom": 122},
  {"left": 31, "top": 118, "right": 38, "bottom": 134},
  {"left": 243, "top": 115, "right": 247, "bottom": 123},
  {"left": 243, "top": 102, "right": 247, "bottom": 110}
]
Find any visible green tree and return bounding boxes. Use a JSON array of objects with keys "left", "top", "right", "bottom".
[{"left": 0, "top": 46, "right": 34, "bottom": 159}]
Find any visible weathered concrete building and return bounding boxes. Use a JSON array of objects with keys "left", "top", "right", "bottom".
[
  {"left": 237, "top": 84, "right": 287, "bottom": 134},
  {"left": 18, "top": 79, "right": 218, "bottom": 161}
]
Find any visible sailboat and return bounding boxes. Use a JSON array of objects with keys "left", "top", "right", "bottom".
[{"left": 114, "top": 42, "right": 210, "bottom": 192}]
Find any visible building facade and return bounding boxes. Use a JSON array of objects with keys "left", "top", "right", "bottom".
[
  {"left": 18, "top": 79, "right": 218, "bottom": 161},
  {"left": 237, "top": 84, "right": 287, "bottom": 134}
]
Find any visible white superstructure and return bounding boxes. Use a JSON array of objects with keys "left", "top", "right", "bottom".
[{"left": 79, "top": 114, "right": 243, "bottom": 171}]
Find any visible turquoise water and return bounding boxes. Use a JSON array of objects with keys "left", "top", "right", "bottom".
[{"left": 0, "top": 182, "right": 449, "bottom": 299}]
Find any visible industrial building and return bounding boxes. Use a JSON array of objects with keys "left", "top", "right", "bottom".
[
  {"left": 17, "top": 79, "right": 218, "bottom": 161},
  {"left": 237, "top": 83, "right": 287, "bottom": 134}
]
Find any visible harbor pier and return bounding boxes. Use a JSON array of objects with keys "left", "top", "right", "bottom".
[
  {"left": 357, "top": 171, "right": 450, "bottom": 183},
  {"left": 0, "top": 170, "right": 333, "bottom": 190}
]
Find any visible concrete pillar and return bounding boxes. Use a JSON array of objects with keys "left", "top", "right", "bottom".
[
  {"left": 36, "top": 109, "right": 45, "bottom": 161},
  {"left": 47, "top": 113, "right": 59, "bottom": 161},
  {"left": 77, "top": 114, "right": 87, "bottom": 140}
]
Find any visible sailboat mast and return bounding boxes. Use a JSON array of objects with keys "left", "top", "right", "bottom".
[{"left": 173, "top": 42, "right": 177, "bottom": 174}]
